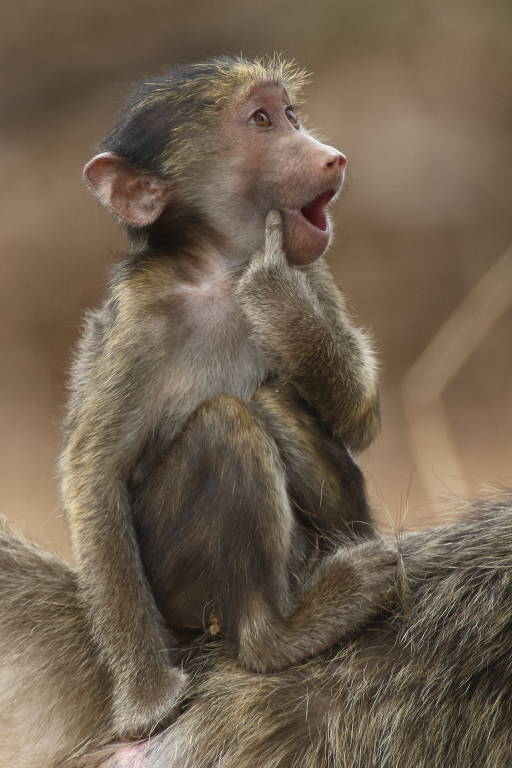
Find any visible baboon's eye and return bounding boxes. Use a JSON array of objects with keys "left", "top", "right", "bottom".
[
  {"left": 249, "top": 110, "right": 272, "bottom": 128},
  {"left": 285, "top": 106, "right": 300, "bottom": 129}
]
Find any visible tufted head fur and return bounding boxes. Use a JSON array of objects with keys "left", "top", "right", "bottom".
[{"left": 101, "top": 54, "right": 310, "bottom": 178}]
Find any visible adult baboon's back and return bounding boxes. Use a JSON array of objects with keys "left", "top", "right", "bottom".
[
  {"left": 142, "top": 496, "right": 512, "bottom": 768},
  {"left": 1, "top": 497, "right": 512, "bottom": 768}
]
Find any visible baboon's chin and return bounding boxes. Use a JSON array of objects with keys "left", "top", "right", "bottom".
[{"left": 283, "top": 208, "right": 331, "bottom": 265}]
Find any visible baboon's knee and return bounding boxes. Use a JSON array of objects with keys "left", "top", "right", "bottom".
[{"left": 191, "top": 395, "right": 262, "bottom": 441}]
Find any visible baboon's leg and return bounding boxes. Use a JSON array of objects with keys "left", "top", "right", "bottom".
[{"left": 135, "top": 395, "right": 396, "bottom": 673}]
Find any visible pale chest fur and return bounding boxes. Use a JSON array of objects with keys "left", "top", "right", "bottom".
[{"left": 149, "top": 268, "right": 267, "bottom": 436}]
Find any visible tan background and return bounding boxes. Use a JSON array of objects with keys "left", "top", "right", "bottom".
[{"left": 1, "top": 0, "right": 511, "bottom": 558}]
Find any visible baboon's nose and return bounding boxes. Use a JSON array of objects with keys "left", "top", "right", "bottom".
[{"left": 324, "top": 152, "right": 347, "bottom": 170}]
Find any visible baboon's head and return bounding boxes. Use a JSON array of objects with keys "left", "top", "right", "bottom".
[{"left": 84, "top": 55, "right": 346, "bottom": 265}]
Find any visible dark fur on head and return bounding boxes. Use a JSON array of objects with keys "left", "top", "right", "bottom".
[{"left": 101, "top": 55, "right": 309, "bottom": 181}]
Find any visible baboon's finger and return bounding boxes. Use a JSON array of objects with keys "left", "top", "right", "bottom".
[{"left": 264, "top": 210, "right": 285, "bottom": 265}]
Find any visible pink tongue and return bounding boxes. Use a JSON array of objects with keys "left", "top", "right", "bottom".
[{"left": 301, "top": 191, "right": 332, "bottom": 231}]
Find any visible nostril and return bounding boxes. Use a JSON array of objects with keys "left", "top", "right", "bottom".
[{"left": 324, "top": 152, "right": 347, "bottom": 170}]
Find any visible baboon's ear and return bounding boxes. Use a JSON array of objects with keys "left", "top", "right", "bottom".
[{"left": 83, "top": 152, "right": 171, "bottom": 227}]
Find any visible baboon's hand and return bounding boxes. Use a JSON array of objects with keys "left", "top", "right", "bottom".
[
  {"left": 323, "top": 539, "right": 399, "bottom": 619},
  {"left": 299, "top": 538, "right": 399, "bottom": 647},
  {"left": 235, "top": 211, "right": 321, "bottom": 346},
  {"left": 255, "top": 209, "right": 289, "bottom": 269},
  {"left": 112, "top": 665, "right": 188, "bottom": 739},
  {"left": 243, "top": 210, "right": 297, "bottom": 276}
]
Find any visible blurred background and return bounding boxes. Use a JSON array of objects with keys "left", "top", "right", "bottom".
[{"left": 1, "top": 0, "right": 511, "bottom": 558}]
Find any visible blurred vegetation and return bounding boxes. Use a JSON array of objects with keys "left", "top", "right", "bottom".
[{"left": 1, "top": 0, "right": 511, "bottom": 554}]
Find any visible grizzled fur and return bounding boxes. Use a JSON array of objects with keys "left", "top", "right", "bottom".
[
  {"left": 60, "top": 55, "right": 386, "bottom": 738},
  {"left": 0, "top": 520, "right": 112, "bottom": 768},
  {"left": 1, "top": 497, "right": 512, "bottom": 767}
]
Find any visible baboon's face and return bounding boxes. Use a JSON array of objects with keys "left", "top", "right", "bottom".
[
  {"left": 216, "top": 83, "right": 346, "bottom": 265},
  {"left": 83, "top": 80, "right": 345, "bottom": 267}
]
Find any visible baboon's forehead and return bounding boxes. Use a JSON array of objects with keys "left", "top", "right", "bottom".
[
  {"left": 134, "top": 55, "right": 309, "bottom": 116},
  {"left": 101, "top": 55, "right": 309, "bottom": 176}
]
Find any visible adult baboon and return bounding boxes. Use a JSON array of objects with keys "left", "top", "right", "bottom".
[{"left": 1, "top": 495, "right": 511, "bottom": 767}]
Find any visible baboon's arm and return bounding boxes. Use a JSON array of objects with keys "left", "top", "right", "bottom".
[
  {"left": 304, "top": 257, "right": 380, "bottom": 449},
  {"left": 60, "top": 328, "right": 186, "bottom": 738},
  {"left": 236, "top": 213, "right": 379, "bottom": 451}
]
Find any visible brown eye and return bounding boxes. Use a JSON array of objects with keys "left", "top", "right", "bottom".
[
  {"left": 249, "top": 110, "right": 272, "bottom": 128},
  {"left": 285, "top": 106, "right": 300, "bottom": 129}
]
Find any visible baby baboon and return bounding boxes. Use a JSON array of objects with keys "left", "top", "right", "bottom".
[{"left": 60, "top": 55, "right": 395, "bottom": 738}]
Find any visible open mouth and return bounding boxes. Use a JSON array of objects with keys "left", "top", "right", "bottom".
[{"left": 300, "top": 189, "right": 336, "bottom": 232}]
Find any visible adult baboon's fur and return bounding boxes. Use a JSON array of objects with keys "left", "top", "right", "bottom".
[{"left": 2, "top": 496, "right": 512, "bottom": 768}]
